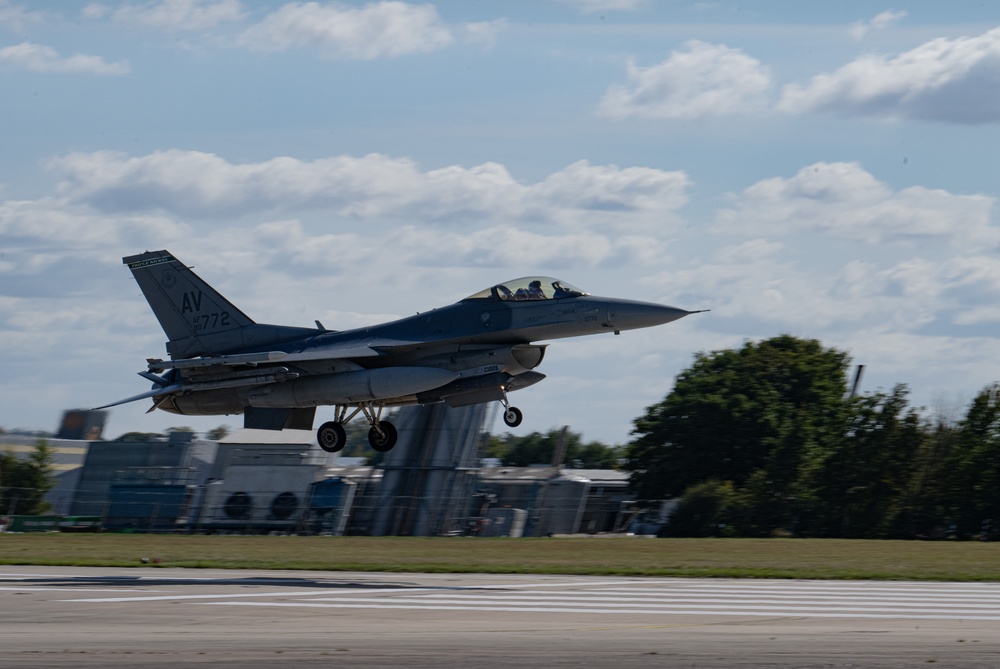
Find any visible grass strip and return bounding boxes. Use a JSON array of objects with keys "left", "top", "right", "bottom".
[{"left": 2, "top": 534, "right": 1000, "bottom": 581}]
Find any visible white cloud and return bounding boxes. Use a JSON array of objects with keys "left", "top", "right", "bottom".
[
  {"left": 107, "top": 0, "right": 244, "bottom": 30},
  {"left": 0, "top": 197, "right": 188, "bottom": 254},
  {"left": 393, "top": 225, "right": 616, "bottom": 269},
  {"left": 81, "top": 4, "right": 111, "bottom": 20},
  {"left": 237, "top": 1, "right": 498, "bottom": 59},
  {"left": 555, "top": 0, "right": 649, "bottom": 14},
  {"left": 599, "top": 41, "right": 773, "bottom": 119},
  {"left": 206, "top": 218, "right": 627, "bottom": 277},
  {"left": 46, "top": 150, "right": 691, "bottom": 228},
  {"left": 646, "top": 244, "right": 979, "bottom": 339},
  {"left": 779, "top": 26, "right": 1000, "bottom": 124},
  {"left": 715, "top": 162, "right": 998, "bottom": 246},
  {"left": 0, "top": 0, "right": 49, "bottom": 31},
  {"left": 0, "top": 42, "right": 129, "bottom": 75},
  {"left": 849, "top": 9, "right": 907, "bottom": 40}
]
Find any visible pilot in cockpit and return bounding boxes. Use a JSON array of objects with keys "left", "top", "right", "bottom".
[{"left": 515, "top": 279, "right": 546, "bottom": 300}]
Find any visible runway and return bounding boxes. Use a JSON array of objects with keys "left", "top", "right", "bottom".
[{"left": 3, "top": 566, "right": 1000, "bottom": 667}]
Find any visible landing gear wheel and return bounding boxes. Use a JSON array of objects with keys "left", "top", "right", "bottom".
[
  {"left": 368, "top": 421, "right": 398, "bottom": 452},
  {"left": 317, "top": 421, "right": 347, "bottom": 453},
  {"left": 503, "top": 406, "right": 523, "bottom": 427}
]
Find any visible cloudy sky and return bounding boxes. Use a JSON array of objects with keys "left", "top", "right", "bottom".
[{"left": 3, "top": 1, "right": 1000, "bottom": 444}]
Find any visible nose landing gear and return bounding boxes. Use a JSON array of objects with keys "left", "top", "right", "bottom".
[{"left": 499, "top": 385, "right": 523, "bottom": 427}]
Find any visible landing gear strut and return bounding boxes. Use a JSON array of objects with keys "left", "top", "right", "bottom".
[
  {"left": 315, "top": 402, "right": 399, "bottom": 453},
  {"left": 500, "top": 385, "right": 523, "bottom": 427}
]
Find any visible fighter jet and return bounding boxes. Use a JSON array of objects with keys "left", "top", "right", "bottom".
[{"left": 98, "top": 250, "right": 702, "bottom": 452}]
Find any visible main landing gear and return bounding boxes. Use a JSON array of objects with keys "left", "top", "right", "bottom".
[
  {"left": 500, "top": 385, "right": 523, "bottom": 428},
  {"left": 317, "top": 402, "right": 398, "bottom": 454}
]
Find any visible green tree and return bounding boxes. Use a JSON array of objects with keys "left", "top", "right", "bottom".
[
  {"left": 486, "top": 429, "right": 619, "bottom": 468},
  {"left": 625, "top": 335, "right": 851, "bottom": 525},
  {"left": 113, "top": 431, "right": 164, "bottom": 442},
  {"left": 574, "top": 442, "right": 622, "bottom": 469},
  {"left": 659, "top": 480, "right": 737, "bottom": 537},
  {"left": 793, "top": 385, "right": 923, "bottom": 538},
  {"left": 1, "top": 440, "right": 56, "bottom": 515},
  {"left": 501, "top": 431, "right": 555, "bottom": 466},
  {"left": 341, "top": 421, "right": 379, "bottom": 458},
  {"left": 481, "top": 434, "right": 510, "bottom": 460},
  {"left": 890, "top": 417, "right": 959, "bottom": 538},
  {"left": 941, "top": 384, "right": 1000, "bottom": 537},
  {"left": 206, "top": 425, "right": 230, "bottom": 441}
]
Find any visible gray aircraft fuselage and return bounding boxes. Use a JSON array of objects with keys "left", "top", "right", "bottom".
[{"left": 100, "top": 251, "right": 700, "bottom": 452}]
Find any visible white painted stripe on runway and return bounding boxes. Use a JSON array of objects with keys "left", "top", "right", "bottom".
[
  {"left": 300, "top": 595, "right": 1000, "bottom": 615},
  {"left": 58, "top": 583, "right": 619, "bottom": 603},
  {"left": 58, "top": 581, "right": 661, "bottom": 603},
  {"left": 457, "top": 580, "right": 977, "bottom": 594},
  {"left": 467, "top": 580, "right": 639, "bottom": 589},
  {"left": 620, "top": 583, "right": 1000, "bottom": 594},
  {"left": 0, "top": 586, "right": 166, "bottom": 593},
  {"left": 587, "top": 588, "right": 1000, "bottom": 601},
  {"left": 456, "top": 589, "right": 1000, "bottom": 605},
  {"left": 0, "top": 573, "right": 201, "bottom": 581},
  {"left": 64, "top": 589, "right": 339, "bottom": 603},
  {"left": 202, "top": 600, "right": 1000, "bottom": 621},
  {"left": 0, "top": 573, "right": 88, "bottom": 579},
  {"left": 413, "top": 593, "right": 1000, "bottom": 610}
]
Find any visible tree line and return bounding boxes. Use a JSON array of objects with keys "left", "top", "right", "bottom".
[
  {"left": 624, "top": 335, "right": 1000, "bottom": 540},
  {"left": 6, "top": 334, "right": 999, "bottom": 539},
  {"left": 483, "top": 429, "right": 621, "bottom": 469},
  {"left": 1, "top": 441, "right": 55, "bottom": 515}
]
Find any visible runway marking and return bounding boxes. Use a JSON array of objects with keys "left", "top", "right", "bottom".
[
  {"left": 204, "top": 600, "right": 1000, "bottom": 621},
  {"left": 285, "top": 594, "right": 1000, "bottom": 615},
  {"left": 419, "top": 590, "right": 1000, "bottom": 607},
  {"left": 0, "top": 573, "right": 96, "bottom": 579},
  {"left": 459, "top": 580, "right": 638, "bottom": 589},
  {"left": 200, "top": 581, "right": 1000, "bottom": 621},
  {"left": 65, "top": 589, "right": 340, "bottom": 603},
  {"left": 59, "top": 580, "right": 635, "bottom": 603},
  {"left": 0, "top": 586, "right": 166, "bottom": 593},
  {"left": 414, "top": 592, "right": 1000, "bottom": 610},
  {"left": 596, "top": 585, "right": 1000, "bottom": 599},
  {"left": 24, "top": 573, "right": 1000, "bottom": 622}
]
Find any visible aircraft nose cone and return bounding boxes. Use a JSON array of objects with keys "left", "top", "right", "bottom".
[{"left": 607, "top": 300, "right": 700, "bottom": 331}]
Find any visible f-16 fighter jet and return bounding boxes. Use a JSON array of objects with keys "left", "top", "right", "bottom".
[{"left": 98, "top": 250, "right": 701, "bottom": 452}]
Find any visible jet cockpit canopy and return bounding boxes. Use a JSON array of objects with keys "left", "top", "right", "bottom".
[{"left": 463, "top": 277, "right": 589, "bottom": 302}]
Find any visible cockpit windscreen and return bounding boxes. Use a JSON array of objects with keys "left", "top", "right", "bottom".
[{"left": 463, "top": 277, "right": 588, "bottom": 302}]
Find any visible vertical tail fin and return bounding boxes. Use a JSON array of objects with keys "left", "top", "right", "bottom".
[{"left": 124, "top": 250, "right": 255, "bottom": 358}]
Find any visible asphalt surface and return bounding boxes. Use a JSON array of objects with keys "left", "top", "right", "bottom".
[{"left": 2, "top": 566, "right": 1000, "bottom": 668}]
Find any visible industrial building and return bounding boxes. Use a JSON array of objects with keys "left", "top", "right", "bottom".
[{"left": 4, "top": 407, "right": 638, "bottom": 536}]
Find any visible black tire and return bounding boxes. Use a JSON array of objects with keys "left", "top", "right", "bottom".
[
  {"left": 503, "top": 406, "right": 523, "bottom": 427},
  {"left": 317, "top": 421, "right": 347, "bottom": 453},
  {"left": 368, "top": 421, "right": 398, "bottom": 452}
]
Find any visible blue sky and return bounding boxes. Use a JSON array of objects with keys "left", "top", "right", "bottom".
[{"left": 3, "top": 0, "right": 1000, "bottom": 444}]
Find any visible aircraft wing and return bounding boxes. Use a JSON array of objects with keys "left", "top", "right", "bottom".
[
  {"left": 147, "top": 338, "right": 422, "bottom": 372},
  {"left": 279, "top": 338, "right": 423, "bottom": 362},
  {"left": 98, "top": 338, "right": 426, "bottom": 411}
]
